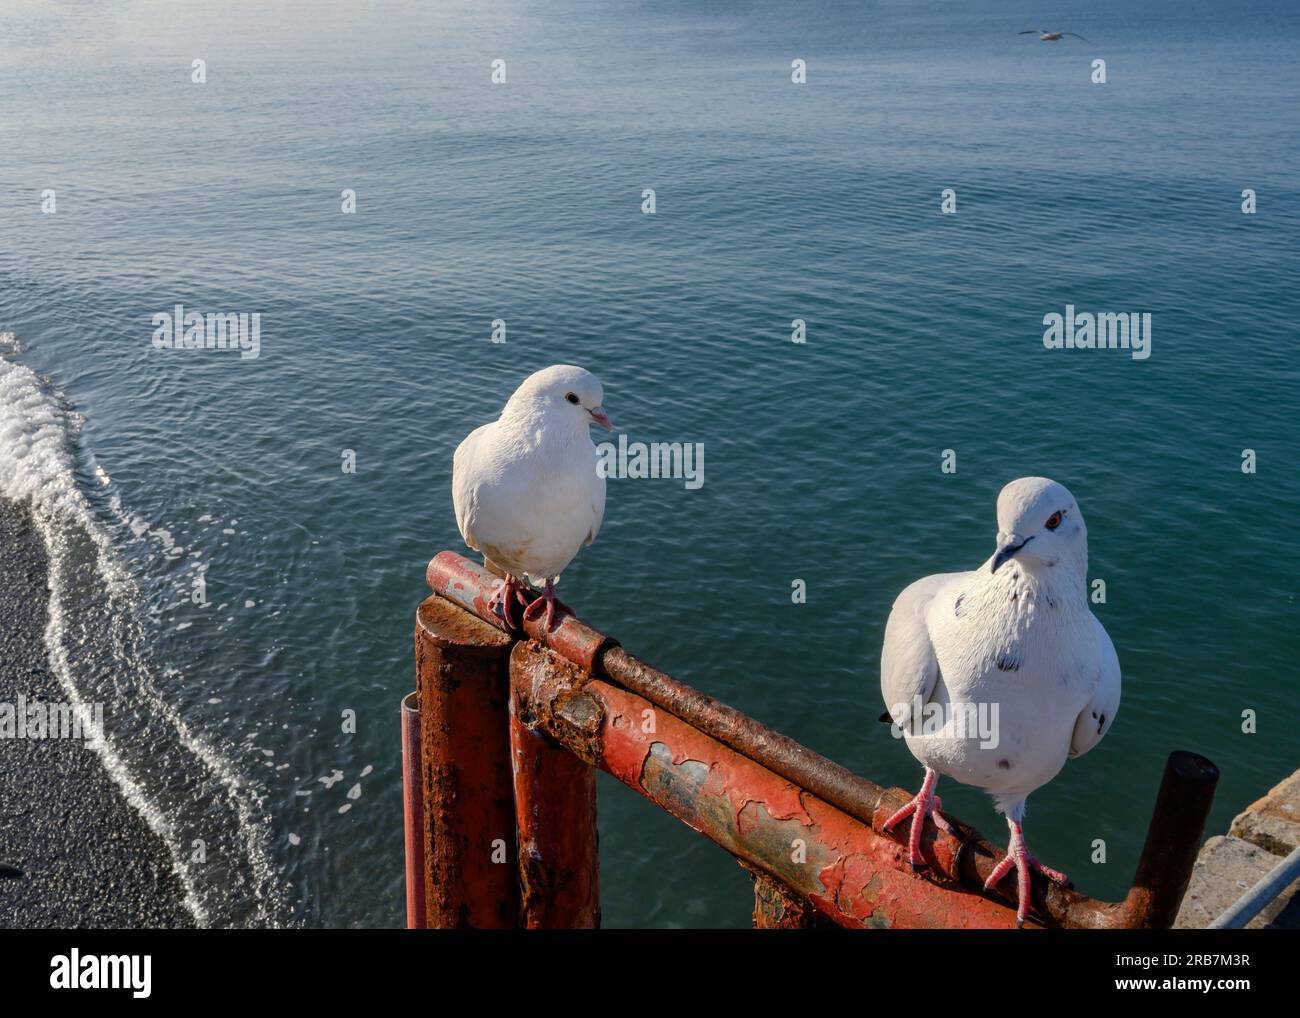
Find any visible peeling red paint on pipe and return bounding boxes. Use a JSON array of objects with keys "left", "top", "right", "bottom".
[
  {"left": 512, "top": 641, "right": 1028, "bottom": 929},
  {"left": 750, "top": 868, "right": 824, "bottom": 928},
  {"left": 508, "top": 653, "right": 600, "bottom": 928},
  {"left": 427, "top": 550, "right": 511, "bottom": 635}
]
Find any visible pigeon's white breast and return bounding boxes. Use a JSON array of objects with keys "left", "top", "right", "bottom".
[
  {"left": 903, "top": 568, "right": 1098, "bottom": 801},
  {"left": 454, "top": 423, "right": 605, "bottom": 581}
]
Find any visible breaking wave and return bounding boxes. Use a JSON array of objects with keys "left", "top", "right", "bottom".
[{"left": 0, "top": 335, "right": 289, "bottom": 927}]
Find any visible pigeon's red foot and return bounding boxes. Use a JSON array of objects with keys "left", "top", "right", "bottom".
[
  {"left": 522, "top": 578, "right": 572, "bottom": 632},
  {"left": 983, "top": 818, "right": 1071, "bottom": 928},
  {"left": 489, "top": 574, "right": 532, "bottom": 629},
  {"left": 882, "top": 767, "right": 954, "bottom": 869}
]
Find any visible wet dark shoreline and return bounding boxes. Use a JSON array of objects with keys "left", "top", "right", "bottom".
[{"left": 0, "top": 497, "right": 194, "bottom": 929}]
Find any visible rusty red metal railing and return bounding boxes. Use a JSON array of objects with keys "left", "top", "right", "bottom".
[{"left": 402, "top": 551, "right": 1219, "bottom": 929}]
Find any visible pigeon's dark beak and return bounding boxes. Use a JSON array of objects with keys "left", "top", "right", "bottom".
[
  {"left": 991, "top": 535, "right": 1032, "bottom": 573},
  {"left": 588, "top": 407, "right": 614, "bottom": 431}
]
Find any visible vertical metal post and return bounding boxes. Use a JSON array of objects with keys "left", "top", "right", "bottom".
[
  {"left": 401, "top": 691, "right": 426, "bottom": 929},
  {"left": 1124, "top": 750, "right": 1220, "bottom": 928},
  {"left": 508, "top": 643, "right": 600, "bottom": 928},
  {"left": 415, "top": 594, "right": 518, "bottom": 928}
]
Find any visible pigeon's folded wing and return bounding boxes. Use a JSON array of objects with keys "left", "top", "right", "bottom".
[
  {"left": 881, "top": 573, "right": 953, "bottom": 728},
  {"left": 1070, "top": 615, "right": 1121, "bottom": 759},
  {"left": 452, "top": 422, "right": 494, "bottom": 552},
  {"left": 583, "top": 468, "right": 606, "bottom": 547}
]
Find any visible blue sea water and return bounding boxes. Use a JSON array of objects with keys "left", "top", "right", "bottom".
[{"left": 1, "top": 0, "right": 1297, "bottom": 927}]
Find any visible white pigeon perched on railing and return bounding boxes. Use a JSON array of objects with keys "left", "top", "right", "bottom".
[
  {"left": 452, "top": 365, "right": 613, "bottom": 630},
  {"left": 879, "top": 476, "right": 1121, "bottom": 927}
]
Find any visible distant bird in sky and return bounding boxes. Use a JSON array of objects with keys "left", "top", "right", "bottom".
[
  {"left": 453, "top": 365, "right": 612, "bottom": 630},
  {"left": 879, "top": 477, "right": 1120, "bottom": 927},
  {"left": 1019, "top": 29, "right": 1090, "bottom": 42}
]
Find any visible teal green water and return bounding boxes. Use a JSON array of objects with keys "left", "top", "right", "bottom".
[{"left": 0, "top": 0, "right": 1297, "bottom": 927}]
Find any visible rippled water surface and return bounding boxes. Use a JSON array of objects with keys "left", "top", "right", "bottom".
[{"left": 1, "top": 0, "right": 1297, "bottom": 927}]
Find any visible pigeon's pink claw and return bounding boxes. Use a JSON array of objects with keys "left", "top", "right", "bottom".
[
  {"left": 489, "top": 574, "right": 531, "bottom": 629},
  {"left": 882, "top": 767, "right": 952, "bottom": 869},
  {"left": 983, "top": 818, "right": 1071, "bottom": 927},
  {"left": 522, "top": 577, "right": 571, "bottom": 632}
]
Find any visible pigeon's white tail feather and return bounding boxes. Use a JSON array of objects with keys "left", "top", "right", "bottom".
[{"left": 993, "top": 796, "right": 1028, "bottom": 823}]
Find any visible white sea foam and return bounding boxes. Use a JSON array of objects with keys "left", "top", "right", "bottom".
[{"left": 0, "top": 344, "right": 288, "bottom": 927}]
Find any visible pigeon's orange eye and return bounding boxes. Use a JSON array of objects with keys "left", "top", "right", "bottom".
[
  {"left": 1045, "top": 511, "right": 1063, "bottom": 531},
  {"left": 565, "top": 392, "right": 580, "bottom": 405}
]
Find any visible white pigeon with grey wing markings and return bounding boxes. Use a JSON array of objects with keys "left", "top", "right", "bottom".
[
  {"left": 452, "top": 364, "right": 612, "bottom": 629},
  {"left": 879, "top": 476, "right": 1120, "bottom": 927}
]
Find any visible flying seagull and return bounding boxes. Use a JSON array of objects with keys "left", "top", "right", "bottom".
[
  {"left": 879, "top": 477, "right": 1120, "bottom": 927},
  {"left": 452, "top": 365, "right": 612, "bottom": 630},
  {"left": 1019, "top": 29, "right": 1089, "bottom": 42}
]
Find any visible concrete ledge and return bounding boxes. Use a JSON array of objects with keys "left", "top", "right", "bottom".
[
  {"left": 1175, "top": 767, "right": 1300, "bottom": 929},
  {"left": 1174, "top": 836, "right": 1299, "bottom": 929}
]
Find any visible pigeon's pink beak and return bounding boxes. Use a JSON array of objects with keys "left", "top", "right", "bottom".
[{"left": 588, "top": 407, "right": 614, "bottom": 431}]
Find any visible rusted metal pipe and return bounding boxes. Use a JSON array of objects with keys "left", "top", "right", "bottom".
[
  {"left": 508, "top": 647, "right": 600, "bottom": 928},
  {"left": 414, "top": 594, "right": 518, "bottom": 928},
  {"left": 1123, "top": 750, "right": 1221, "bottom": 929},
  {"left": 594, "top": 658, "right": 1220, "bottom": 927},
  {"left": 401, "top": 691, "right": 426, "bottom": 929},
  {"left": 428, "top": 549, "right": 616, "bottom": 671},
  {"left": 594, "top": 644, "right": 1098, "bottom": 922}
]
